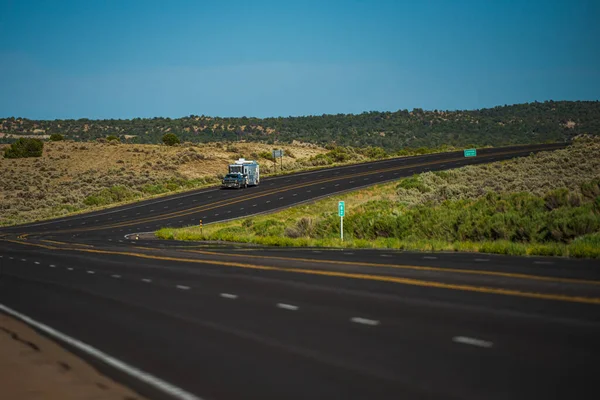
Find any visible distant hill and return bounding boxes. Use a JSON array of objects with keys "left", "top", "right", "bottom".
[{"left": 2, "top": 101, "right": 599, "bottom": 150}]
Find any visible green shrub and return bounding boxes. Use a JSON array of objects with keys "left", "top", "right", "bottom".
[
  {"left": 4, "top": 138, "right": 44, "bottom": 158},
  {"left": 106, "top": 135, "right": 120, "bottom": 142},
  {"left": 49, "top": 133, "right": 64, "bottom": 141},
  {"left": 162, "top": 133, "right": 180, "bottom": 146}
]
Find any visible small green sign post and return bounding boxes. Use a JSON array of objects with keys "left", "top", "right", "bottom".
[
  {"left": 464, "top": 149, "right": 477, "bottom": 157},
  {"left": 338, "top": 201, "right": 345, "bottom": 241}
]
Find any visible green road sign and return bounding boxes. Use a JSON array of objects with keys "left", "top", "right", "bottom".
[
  {"left": 464, "top": 148, "right": 477, "bottom": 157},
  {"left": 338, "top": 201, "right": 345, "bottom": 217}
]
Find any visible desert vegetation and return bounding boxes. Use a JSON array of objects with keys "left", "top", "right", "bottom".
[
  {"left": 158, "top": 136, "right": 600, "bottom": 258},
  {"left": 2, "top": 101, "right": 598, "bottom": 149}
]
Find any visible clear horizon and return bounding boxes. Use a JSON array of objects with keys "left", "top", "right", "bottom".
[{"left": 1, "top": 0, "right": 598, "bottom": 120}]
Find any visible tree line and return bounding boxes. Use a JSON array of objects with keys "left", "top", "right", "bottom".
[{"left": 1, "top": 100, "right": 598, "bottom": 150}]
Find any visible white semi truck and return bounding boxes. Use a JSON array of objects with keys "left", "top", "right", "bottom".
[{"left": 221, "top": 158, "right": 260, "bottom": 189}]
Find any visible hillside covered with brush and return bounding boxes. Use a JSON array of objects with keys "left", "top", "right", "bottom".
[{"left": 2, "top": 101, "right": 599, "bottom": 150}]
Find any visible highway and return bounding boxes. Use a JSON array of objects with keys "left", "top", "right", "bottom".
[{"left": 1, "top": 142, "right": 599, "bottom": 400}]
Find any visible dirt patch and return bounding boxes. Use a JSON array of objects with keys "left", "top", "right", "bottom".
[{"left": 0, "top": 312, "right": 146, "bottom": 400}]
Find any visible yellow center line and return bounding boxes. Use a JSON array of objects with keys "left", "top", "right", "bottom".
[
  {"left": 40, "top": 239, "right": 94, "bottom": 248},
  {"left": 4, "top": 239, "right": 599, "bottom": 305},
  {"left": 181, "top": 248, "right": 600, "bottom": 286}
]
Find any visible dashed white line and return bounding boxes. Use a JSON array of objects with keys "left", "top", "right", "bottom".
[
  {"left": 423, "top": 256, "right": 438, "bottom": 260},
  {"left": 9, "top": 257, "right": 14, "bottom": 260},
  {"left": 21, "top": 259, "right": 26, "bottom": 262},
  {"left": 452, "top": 336, "right": 493, "bottom": 348},
  {"left": 320, "top": 187, "right": 325, "bottom": 190},
  {"left": 252, "top": 204, "right": 257, "bottom": 207},
  {"left": 266, "top": 201, "right": 271, "bottom": 203},
  {"left": 87, "top": 271, "right": 95, "bottom": 274},
  {"left": 176, "top": 285, "right": 190, "bottom": 290},
  {"left": 49, "top": 265, "right": 56, "bottom": 268},
  {"left": 334, "top": 184, "right": 339, "bottom": 187},
  {"left": 67, "top": 268, "right": 73, "bottom": 271},
  {"left": 34, "top": 261, "right": 40, "bottom": 265},
  {"left": 363, "top": 178, "right": 369, "bottom": 180},
  {"left": 142, "top": 278, "right": 152, "bottom": 283},
  {"left": 534, "top": 261, "right": 554, "bottom": 265},
  {"left": 380, "top": 254, "right": 391, "bottom": 257},
  {"left": 220, "top": 293, "right": 238, "bottom": 299},
  {"left": 277, "top": 303, "right": 299, "bottom": 311},
  {"left": 111, "top": 274, "right": 121, "bottom": 278},
  {"left": 475, "top": 258, "right": 490, "bottom": 262},
  {"left": 349, "top": 180, "right": 354, "bottom": 183},
  {"left": 343, "top": 252, "right": 354, "bottom": 255},
  {"left": 279, "top": 197, "right": 284, "bottom": 200},
  {"left": 351, "top": 317, "right": 380, "bottom": 326},
  {"left": 293, "top": 193, "right": 298, "bottom": 196}
]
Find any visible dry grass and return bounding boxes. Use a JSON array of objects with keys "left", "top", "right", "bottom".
[{"left": 0, "top": 141, "right": 327, "bottom": 226}]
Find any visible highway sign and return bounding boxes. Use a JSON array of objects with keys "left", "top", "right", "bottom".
[
  {"left": 338, "top": 201, "right": 345, "bottom": 217},
  {"left": 272, "top": 149, "right": 284, "bottom": 158},
  {"left": 464, "top": 149, "right": 477, "bottom": 157}
]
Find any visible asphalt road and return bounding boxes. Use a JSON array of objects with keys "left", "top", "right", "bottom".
[{"left": 2, "top": 142, "right": 600, "bottom": 400}]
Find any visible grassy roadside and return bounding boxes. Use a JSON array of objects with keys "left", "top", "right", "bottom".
[{"left": 157, "top": 136, "right": 600, "bottom": 258}]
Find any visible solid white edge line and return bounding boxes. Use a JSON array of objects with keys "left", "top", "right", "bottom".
[
  {"left": 452, "top": 336, "right": 493, "bottom": 348},
  {"left": 350, "top": 317, "right": 380, "bottom": 326},
  {"left": 0, "top": 304, "right": 203, "bottom": 400}
]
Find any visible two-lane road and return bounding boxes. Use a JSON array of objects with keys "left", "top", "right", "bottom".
[{"left": 2, "top": 142, "right": 600, "bottom": 400}]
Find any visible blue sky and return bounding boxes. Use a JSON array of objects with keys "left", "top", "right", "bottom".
[{"left": 0, "top": 0, "right": 598, "bottom": 119}]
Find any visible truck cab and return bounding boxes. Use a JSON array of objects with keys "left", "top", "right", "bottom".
[{"left": 221, "top": 172, "right": 248, "bottom": 189}]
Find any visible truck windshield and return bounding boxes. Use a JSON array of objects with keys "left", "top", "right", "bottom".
[{"left": 225, "top": 174, "right": 239, "bottom": 178}]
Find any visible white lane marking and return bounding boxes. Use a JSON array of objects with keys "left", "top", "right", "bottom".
[
  {"left": 34, "top": 261, "right": 40, "bottom": 265},
  {"left": 266, "top": 201, "right": 271, "bottom": 203},
  {"left": 136, "top": 213, "right": 140, "bottom": 215},
  {"left": 0, "top": 304, "right": 203, "bottom": 400},
  {"left": 279, "top": 197, "right": 284, "bottom": 200},
  {"left": 364, "top": 178, "right": 369, "bottom": 180},
  {"left": 475, "top": 258, "right": 490, "bottom": 262},
  {"left": 176, "top": 285, "right": 190, "bottom": 290},
  {"left": 111, "top": 274, "right": 121, "bottom": 278},
  {"left": 380, "top": 254, "right": 391, "bottom": 257},
  {"left": 21, "top": 259, "right": 27, "bottom": 261},
  {"left": 227, "top": 210, "right": 231, "bottom": 213},
  {"left": 150, "top": 210, "right": 155, "bottom": 212},
  {"left": 220, "top": 293, "right": 238, "bottom": 299},
  {"left": 118, "top": 240, "right": 123, "bottom": 243},
  {"left": 534, "top": 261, "right": 554, "bottom": 265},
  {"left": 394, "top": 172, "right": 399, "bottom": 175},
  {"left": 349, "top": 181, "right": 354, "bottom": 183},
  {"left": 108, "top": 239, "right": 112, "bottom": 241},
  {"left": 334, "top": 184, "right": 339, "bottom": 187},
  {"left": 351, "top": 317, "right": 380, "bottom": 326},
  {"left": 179, "top": 220, "right": 183, "bottom": 223},
  {"left": 277, "top": 303, "right": 299, "bottom": 311},
  {"left": 192, "top": 199, "right": 197, "bottom": 202},
  {"left": 379, "top": 175, "right": 384, "bottom": 178},
  {"left": 214, "top": 214, "right": 219, "bottom": 216},
  {"left": 142, "top": 278, "right": 152, "bottom": 283},
  {"left": 312, "top": 250, "right": 322, "bottom": 253},
  {"left": 440, "top": 164, "right": 446, "bottom": 167},
  {"left": 164, "top": 206, "right": 168, "bottom": 209},
  {"left": 452, "top": 336, "right": 493, "bottom": 348},
  {"left": 306, "top": 190, "right": 312, "bottom": 193},
  {"left": 49, "top": 265, "right": 56, "bottom": 268},
  {"left": 252, "top": 204, "right": 257, "bottom": 207},
  {"left": 9, "top": 257, "right": 14, "bottom": 259},
  {"left": 240, "top": 208, "right": 244, "bottom": 210},
  {"left": 423, "top": 256, "right": 437, "bottom": 260},
  {"left": 87, "top": 271, "right": 95, "bottom": 274},
  {"left": 0, "top": 256, "right": 2, "bottom": 258},
  {"left": 178, "top": 202, "right": 183, "bottom": 205},
  {"left": 67, "top": 268, "right": 73, "bottom": 271},
  {"left": 293, "top": 193, "right": 298, "bottom": 196},
  {"left": 343, "top": 252, "right": 354, "bottom": 255}
]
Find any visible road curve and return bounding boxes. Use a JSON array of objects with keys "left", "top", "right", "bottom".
[{"left": 2, "top": 142, "right": 600, "bottom": 400}]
